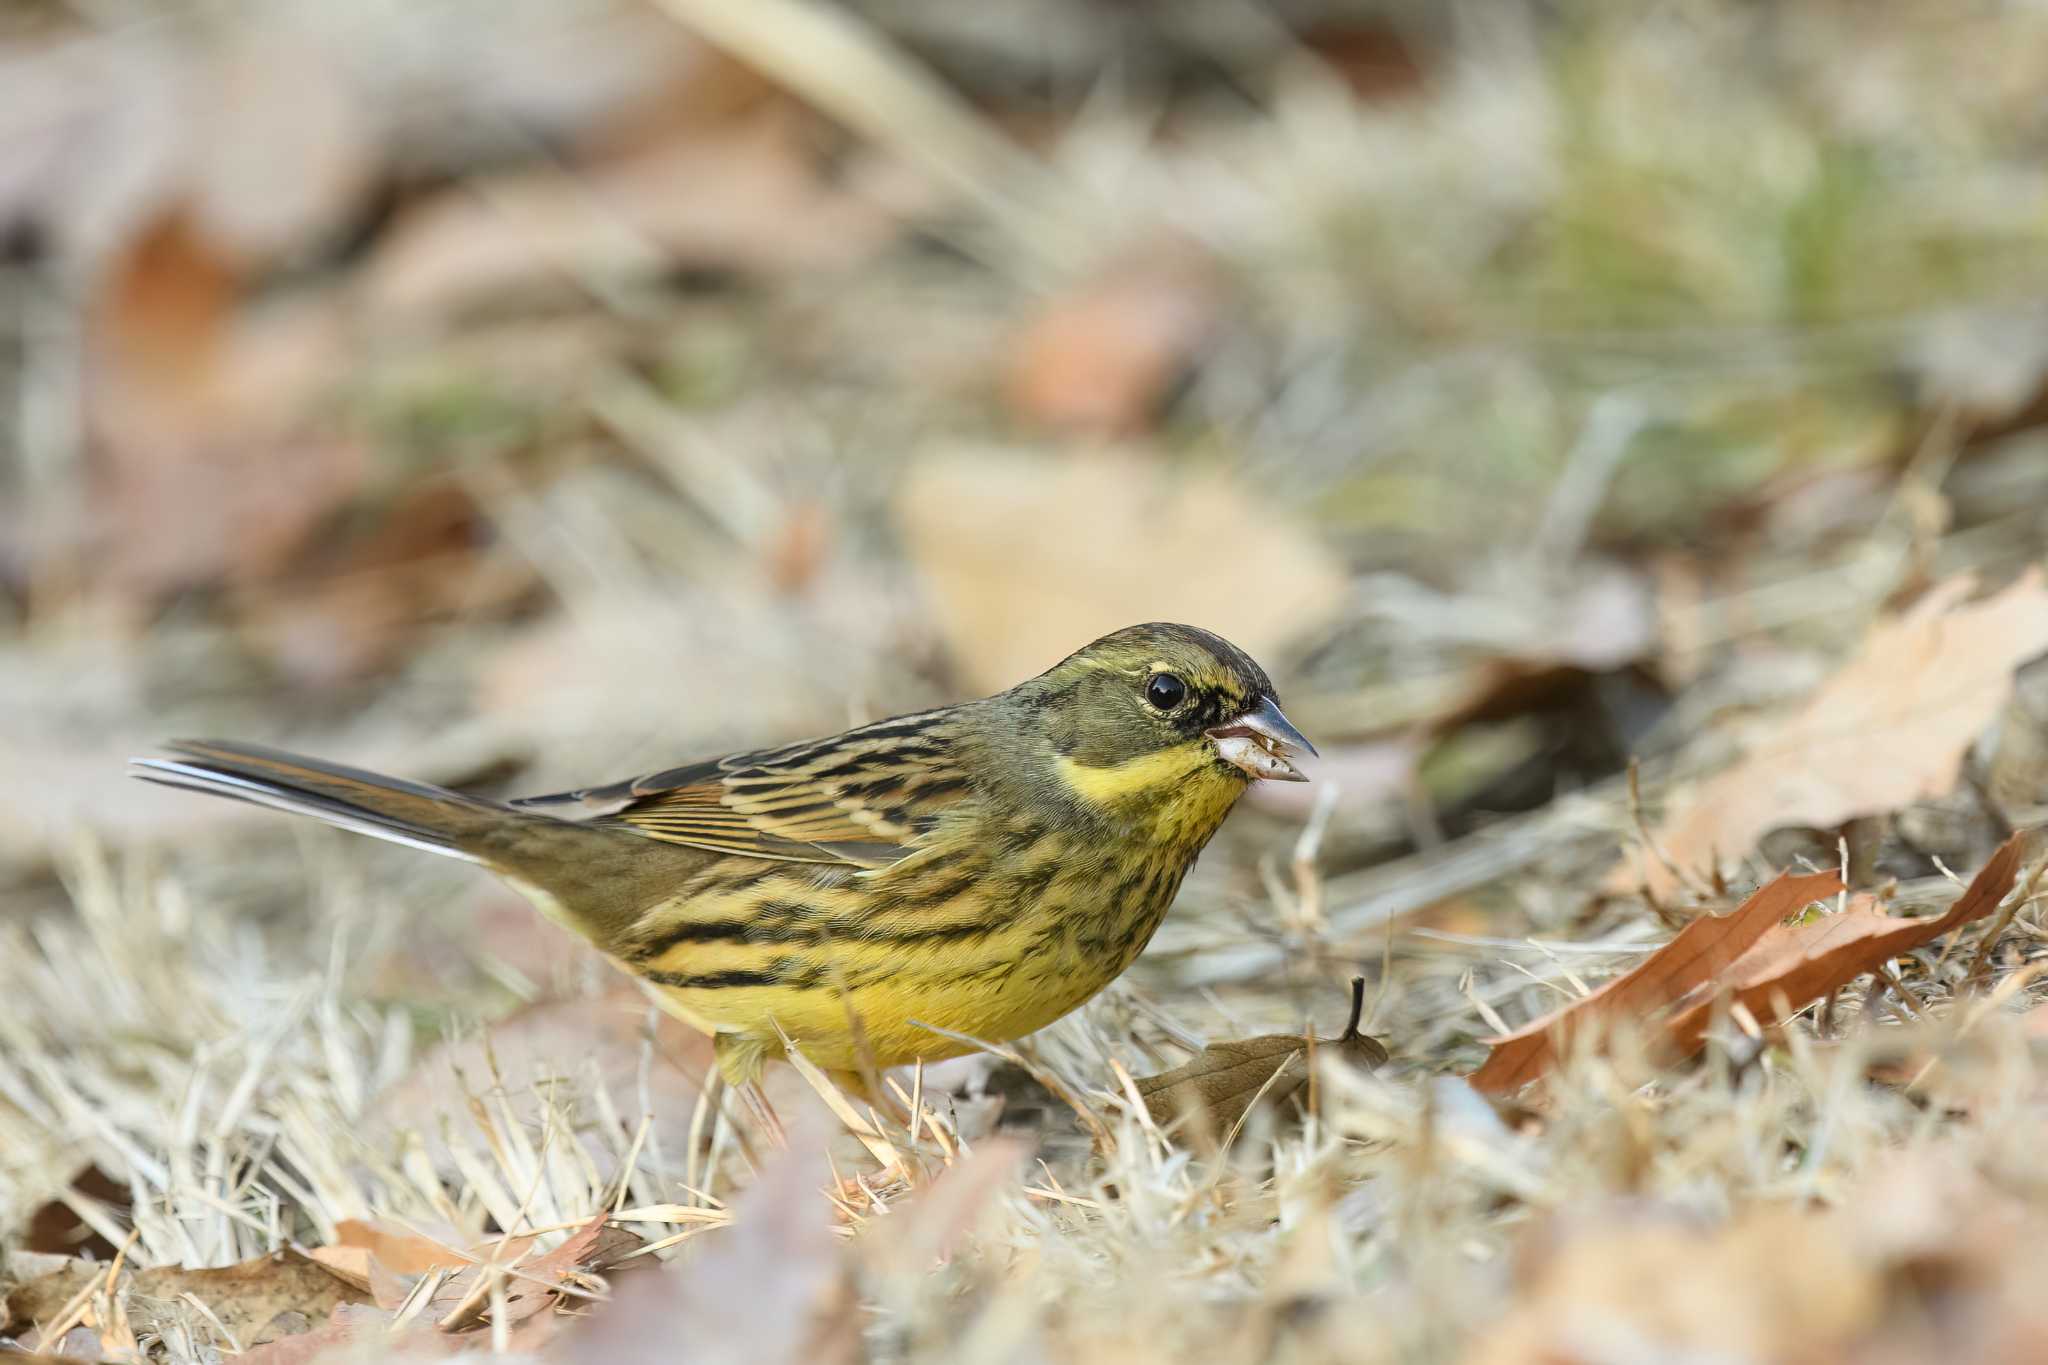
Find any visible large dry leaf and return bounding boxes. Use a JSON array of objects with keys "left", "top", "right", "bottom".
[
  {"left": 898, "top": 449, "right": 1348, "bottom": 693},
  {"left": 1616, "top": 570, "right": 2048, "bottom": 899},
  {"left": 864, "top": 1138, "right": 1031, "bottom": 1274},
  {"left": 1661, "top": 829, "right": 2042, "bottom": 1051},
  {"left": 1469, "top": 871, "right": 1844, "bottom": 1094}
]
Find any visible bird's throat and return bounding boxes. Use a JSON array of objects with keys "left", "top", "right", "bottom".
[{"left": 1053, "top": 745, "right": 1245, "bottom": 854}]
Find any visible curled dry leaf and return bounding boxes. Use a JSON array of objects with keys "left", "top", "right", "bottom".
[
  {"left": 1661, "top": 828, "right": 2044, "bottom": 1054},
  {"left": 306, "top": 1219, "right": 477, "bottom": 1296},
  {"left": 1614, "top": 570, "right": 2048, "bottom": 899},
  {"left": 1473, "top": 831, "right": 2042, "bottom": 1094},
  {"left": 1469, "top": 871, "right": 1845, "bottom": 1095},
  {"left": 1138, "top": 978, "right": 1389, "bottom": 1132}
]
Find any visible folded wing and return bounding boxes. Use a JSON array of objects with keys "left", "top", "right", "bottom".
[{"left": 511, "top": 708, "right": 974, "bottom": 869}]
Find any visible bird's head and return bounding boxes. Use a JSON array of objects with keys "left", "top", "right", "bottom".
[{"left": 1008, "top": 624, "right": 1317, "bottom": 813}]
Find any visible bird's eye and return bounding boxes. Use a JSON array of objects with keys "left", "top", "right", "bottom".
[{"left": 1146, "top": 673, "right": 1188, "bottom": 711}]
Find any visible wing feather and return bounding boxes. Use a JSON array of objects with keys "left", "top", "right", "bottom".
[{"left": 510, "top": 707, "right": 970, "bottom": 868}]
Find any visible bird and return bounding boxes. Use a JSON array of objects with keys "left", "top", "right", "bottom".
[{"left": 131, "top": 622, "right": 1315, "bottom": 1097}]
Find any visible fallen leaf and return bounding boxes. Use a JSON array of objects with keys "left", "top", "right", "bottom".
[
  {"left": 1661, "top": 829, "right": 2043, "bottom": 1052},
  {"left": 1004, "top": 238, "right": 1222, "bottom": 435},
  {"left": 1138, "top": 978, "right": 1389, "bottom": 1131},
  {"left": 1614, "top": 570, "right": 2048, "bottom": 899},
  {"left": 5, "top": 1251, "right": 369, "bottom": 1354},
  {"left": 550, "top": 1120, "right": 857, "bottom": 1365},
  {"left": 1469, "top": 871, "right": 1844, "bottom": 1095},
  {"left": 235, "top": 1302, "right": 467, "bottom": 1365},
  {"left": 307, "top": 1220, "right": 475, "bottom": 1294},
  {"left": 898, "top": 448, "right": 1348, "bottom": 694},
  {"left": 1473, "top": 834, "right": 2044, "bottom": 1094},
  {"left": 431, "top": 1213, "right": 643, "bottom": 1334}
]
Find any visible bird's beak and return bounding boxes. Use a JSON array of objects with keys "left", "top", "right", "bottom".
[{"left": 1207, "top": 696, "right": 1317, "bottom": 782}]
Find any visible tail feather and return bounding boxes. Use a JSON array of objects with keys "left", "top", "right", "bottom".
[
  {"left": 129, "top": 739, "right": 503, "bottom": 866},
  {"left": 131, "top": 738, "right": 714, "bottom": 955}
]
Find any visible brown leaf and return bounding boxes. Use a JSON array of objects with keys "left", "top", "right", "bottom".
[
  {"left": 425, "top": 1213, "right": 644, "bottom": 1335},
  {"left": 1004, "top": 238, "right": 1222, "bottom": 435},
  {"left": 1613, "top": 570, "right": 2048, "bottom": 899},
  {"left": 1468, "top": 871, "right": 1844, "bottom": 1095},
  {"left": 307, "top": 1220, "right": 475, "bottom": 1296},
  {"left": 1138, "top": 979, "right": 1389, "bottom": 1131},
  {"left": 898, "top": 449, "right": 1347, "bottom": 695},
  {"left": 6, "top": 1250, "right": 370, "bottom": 1354},
  {"left": 1661, "top": 829, "right": 2043, "bottom": 1051}
]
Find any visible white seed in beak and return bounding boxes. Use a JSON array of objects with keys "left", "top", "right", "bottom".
[
  {"left": 1210, "top": 732, "right": 1307, "bottom": 782},
  {"left": 1206, "top": 696, "right": 1315, "bottom": 782}
]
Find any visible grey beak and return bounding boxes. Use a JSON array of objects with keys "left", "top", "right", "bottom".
[{"left": 1206, "top": 695, "right": 1318, "bottom": 782}]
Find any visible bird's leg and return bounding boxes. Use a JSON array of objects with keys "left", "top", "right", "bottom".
[
  {"left": 829, "top": 1068, "right": 913, "bottom": 1129},
  {"left": 737, "top": 1078, "right": 787, "bottom": 1148}
]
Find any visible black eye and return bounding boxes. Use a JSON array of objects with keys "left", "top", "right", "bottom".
[{"left": 1146, "top": 673, "right": 1187, "bottom": 711}]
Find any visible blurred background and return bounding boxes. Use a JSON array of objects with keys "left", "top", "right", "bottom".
[
  {"left": 7, "top": 0, "right": 2046, "bottom": 867},
  {"left": 7, "top": 0, "right": 2048, "bottom": 1359}
]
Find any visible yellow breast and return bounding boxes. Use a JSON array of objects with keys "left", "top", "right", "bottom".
[{"left": 623, "top": 741, "right": 1244, "bottom": 1080}]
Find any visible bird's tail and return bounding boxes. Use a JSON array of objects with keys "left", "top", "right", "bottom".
[
  {"left": 130, "top": 739, "right": 713, "bottom": 954},
  {"left": 130, "top": 740, "right": 514, "bottom": 865}
]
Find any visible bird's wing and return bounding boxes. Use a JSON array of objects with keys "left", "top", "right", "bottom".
[{"left": 510, "top": 709, "right": 973, "bottom": 868}]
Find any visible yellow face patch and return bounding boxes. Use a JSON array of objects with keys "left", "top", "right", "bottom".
[
  {"left": 1053, "top": 740, "right": 1249, "bottom": 855},
  {"left": 1055, "top": 743, "right": 1216, "bottom": 808}
]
